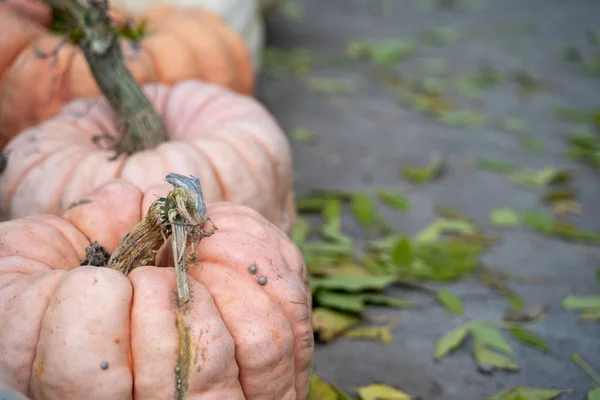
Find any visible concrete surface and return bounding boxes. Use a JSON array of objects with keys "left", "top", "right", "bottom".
[{"left": 256, "top": 0, "right": 600, "bottom": 399}]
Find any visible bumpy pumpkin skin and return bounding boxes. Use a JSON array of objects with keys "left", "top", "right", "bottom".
[
  {"left": 0, "top": 180, "right": 314, "bottom": 400},
  {"left": 0, "top": 80, "right": 295, "bottom": 233},
  {"left": 0, "top": 1, "right": 254, "bottom": 145}
]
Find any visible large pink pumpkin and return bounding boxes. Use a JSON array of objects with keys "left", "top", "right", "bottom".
[
  {"left": 0, "top": 80, "right": 295, "bottom": 233},
  {"left": 0, "top": 179, "right": 314, "bottom": 399}
]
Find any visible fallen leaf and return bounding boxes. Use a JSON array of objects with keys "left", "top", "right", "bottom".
[
  {"left": 310, "top": 274, "right": 397, "bottom": 293},
  {"left": 291, "top": 127, "right": 318, "bottom": 144},
  {"left": 579, "top": 309, "right": 600, "bottom": 321},
  {"left": 401, "top": 157, "right": 445, "bottom": 185},
  {"left": 309, "top": 77, "right": 355, "bottom": 95},
  {"left": 377, "top": 190, "right": 411, "bottom": 212},
  {"left": 344, "top": 325, "right": 394, "bottom": 344},
  {"left": 316, "top": 291, "right": 367, "bottom": 313},
  {"left": 435, "top": 325, "right": 469, "bottom": 360},
  {"left": 437, "top": 288, "right": 464, "bottom": 316},
  {"left": 468, "top": 321, "right": 514, "bottom": 355},
  {"left": 509, "top": 326, "right": 551, "bottom": 353},
  {"left": 588, "top": 388, "right": 600, "bottom": 400},
  {"left": 509, "top": 168, "right": 571, "bottom": 189},
  {"left": 361, "top": 293, "right": 412, "bottom": 309},
  {"left": 489, "top": 385, "right": 570, "bottom": 400},
  {"left": 415, "top": 217, "right": 478, "bottom": 243},
  {"left": 308, "top": 374, "right": 339, "bottom": 400},
  {"left": 474, "top": 340, "right": 520, "bottom": 372},
  {"left": 561, "top": 295, "right": 600, "bottom": 310},
  {"left": 351, "top": 193, "right": 381, "bottom": 228},
  {"left": 520, "top": 210, "right": 553, "bottom": 234},
  {"left": 292, "top": 217, "right": 312, "bottom": 246},
  {"left": 391, "top": 236, "right": 414, "bottom": 267},
  {"left": 490, "top": 208, "right": 521, "bottom": 227},
  {"left": 280, "top": 0, "right": 304, "bottom": 20},
  {"left": 503, "top": 304, "right": 545, "bottom": 323},
  {"left": 357, "top": 383, "right": 413, "bottom": 400},
  {"left": 312, "top": 308, "right": 360, "bottom": 342},
  {"left": 437, "top": 109, "right": 487, "bottom": 128}
]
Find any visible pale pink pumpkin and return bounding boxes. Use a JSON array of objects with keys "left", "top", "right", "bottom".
[
  {"left": 0, "top": 80, "right": 295, "bottom": 233},
  {"left": 0, "top": 180, "right": 314, "bottom": 400}
]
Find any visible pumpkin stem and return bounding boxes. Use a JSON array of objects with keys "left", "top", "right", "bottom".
[
  {"left": 42, "top": 0, "right": 167, "bottom": 154},
  {"left": 107, "top": 174, "right": 217, "bottom": 304}
]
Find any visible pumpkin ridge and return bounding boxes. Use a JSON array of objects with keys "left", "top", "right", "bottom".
[
  {"left": 189, "top": 144, "right": 230, "bottom": 202},
  {"left": 21, "top": 216, "right": 86, "bottom": 267}
]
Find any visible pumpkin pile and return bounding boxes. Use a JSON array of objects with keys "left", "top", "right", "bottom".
[{"left": 0, "top": 0, "right": 314, "bottom": 399}]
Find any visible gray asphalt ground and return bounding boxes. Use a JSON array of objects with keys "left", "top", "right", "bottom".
[{"left": 256, "top": 0, "right": 600, "bottom": 399}]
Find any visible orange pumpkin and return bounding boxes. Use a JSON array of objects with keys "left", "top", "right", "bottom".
[
  {"left": 0, "top": 79, "right": 295, "bottom": 233},
  {"left": 0, "top": 0, "right": 254, "bottom": 146},
  {"left": 0, "top": 178, "right": 314, "bottom": 399}
]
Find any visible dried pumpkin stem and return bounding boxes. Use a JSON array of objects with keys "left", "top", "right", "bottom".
[
  {"left": 41, "top": 0, "right": 167, "bottom": 154},
  {"left": 107, "top": 173, "right": 216, "bottom": 304}
]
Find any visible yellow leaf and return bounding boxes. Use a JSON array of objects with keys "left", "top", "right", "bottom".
[
  {"left": 344, "top": 326, "right": 393, "bottom": 344},
  {"left": 312, "top": 308, "right": 360, "bottom": 343},
  {"left": 308, "top": 375, "right": 339, "bottom": 400},
  {"left": 357, "top": 383, "right": 413, "bottom": 400}
]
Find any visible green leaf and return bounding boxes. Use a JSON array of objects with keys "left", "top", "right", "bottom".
[
  {"left": 377, "top": 190, "right": 411, "bottom": 212},
  {"left": 361, "top": 294, "right": 412, "bottom": 309},
  {"left": 312, "top": 308, "right": 360, "bottom": 343},
  {"left": 474, "top": 340, "right": 519, "bottom": 371},
  {"left": 520, "top": 210, "right": 553, "bottom": 234},
  {"left": 292, "top": 217, "right": 311, "bottom": 245},
  {"left": 290, "top": 127, "right": 317, "bottom": 144},
  {"left": 509, "top": 167, "right": 572, "bottom": 189},
  {"left": 351, "top": 193, "right": 380, "bottom": 228},
  {"left": 344, "top": 325, "right": 394, "bottom": 344},
  {"left": 316, "top": 291, "right": 366, "bottom": 313},
  {"left": 308, "top": 77, "right": 355, "bottom": 95},
  {"left": 468, "top": 321, "right": 514, "bottom": 355},
  {"left": 280, "top": 0, "right": 304, "bottom": 20},
  {"left": 435, "top": 325, "right": 469, "bottom": 360},
  {"left": 562, "top": 295, "right": 600, "bottom": 310},
  {"left": 308, "top": 374, "right": 339, "bottom": 400},
  {"left": 580, "top": 308, "right": 600, "bottom": 321},
  {"left": 509, "top": 326, "right": 551, "bottom": 353},
  {"left": 390, "top": 235, "right": 414, "bottom": 267},
  {"left": 415, "top": 217, "right": 478, "bottom": 243},
  {"left": 357, "top": 383, "right": 412, "bottom": 400},
  {"left": 475, "top": 157, "right": 516, "bottom": 174},
  {"left": 490, "top": 208, "right": 521, "bottom": 227},
  {"left": 596, "top": 267, "right": 600, "bottom": 282},
  {"left": 401, "top": 157, "right": 444, "bottom": 185},
  {"left": 489, "top": 386, "right": 570, "bottom": 400},
  {"left": 437, "top": 289, "right": 464, "bottom": 316},
  {"left": 588, "top": 388, "right": 600, "bottom": 400},
  {"left": 310, "top": 275, "right": 397, "bottom": 293}
]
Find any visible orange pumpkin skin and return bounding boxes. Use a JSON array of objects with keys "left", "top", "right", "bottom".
[
  {"left": 0, "top": 80, "right": 295, "bottom": 233},
  {"left": 0, "top": 180, "right": 314, "bottom": 400},
  {"left": 0, "top": 2, "right": 254, "bottom": 146}
]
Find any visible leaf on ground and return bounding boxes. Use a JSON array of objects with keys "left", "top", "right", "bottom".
[
  {"left": 474, "top": 340, "right": 520, "bottom": 372},
  {"left": 561, "top": 295, "right": 600, "bottom": 310},
  {"left": 308, "top": 374, "right": 340, "bottom": 400},
  {"left": 292, "top": 216, "right": 312, "bottom": 245},
  {"left": 312, "top": 308, "right": 360, "bottom": 343},
  {"left": 377, "top": 190, "right": 411, "bottom": 212},
  {"left": 262, "top": 47, "right": 313, "bottom": 78},
  {"left": 437, "top": 289, "right": 464, "bottom": 316},
  {"left": 520, "top": 210, "right": 554, "bottom": 234},
  {"left": 509, "top": 167, "right": 572, "bottom": 189},
  {"left": 468, "top": 321, "right": 514, "bottom": 355},
  {"left": 390, "top": 235, "right": 414, "bottom": 267},
  {"left": 308, "top": 77, "right": 355, "bottom": 95},
  {"left": 489, "top": 386, "right": 570, "bottom": 400},
  {"left": 290, "top": 127, "right": 318, "bottom": 144},
  {"left": 357, "top": 383, "right": 413, "bottom": 400},
  {"left": 347, "top": 40, "right": 415, "bottom": 67},
  {"left": 401, "top": 157, "right": 445, "bottom": 185},
  {"left": 351, "top": 193, "right": 380, "bottom": 228},
  {"left": 502, "top": 117, "right": 530, "bottom": 134},
  {"left": 588, "top": 388, "right": 600, "bottom": 400},
  {"left": 321, "top": 199, "right": 353, "bottom": 245},
  {"left": 362, "top": 293, "right": 412, "bottom": 309},
  {"left": 475, "top": 157, "right": 516, "bottom": 174},
  {"left": 310, "top": 274, "right": 397, "bottom": 293},
  {"left": 415, "top": 217, "right": 478, "bottom": 243},
  {"left": 435, "top": 325, "right": 469, "bottom": 360},
  {"left": 579, "top": 308, "right": 600, "bottom": 321},
  {"left": 503, "top": 304, "right": 546, "bottom": 323},
  {"left": 344, "top": 325, "right": 394, "bottom": 344},
  {"left": 437, "top": 109, "right": 488, "bottom": 128},
  {"left": 509, "top": 326, "right": 552, "bottom": 353},
  {"left": 490, "top": 208, "right": 521, "bottom": 227},
  {"left": 316, "top": 291, "right": 367, "bottom": 313}
]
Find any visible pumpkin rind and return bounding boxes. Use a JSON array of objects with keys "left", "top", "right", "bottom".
[
  {"left": 0, "top": 80, "right": 295, "bottom": 233},
  {"left": 0, "top": 180, "right": 313, "bottom": 399},
  {"left": 0, "top": 2, "right": 254, "bottom": 144}
]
